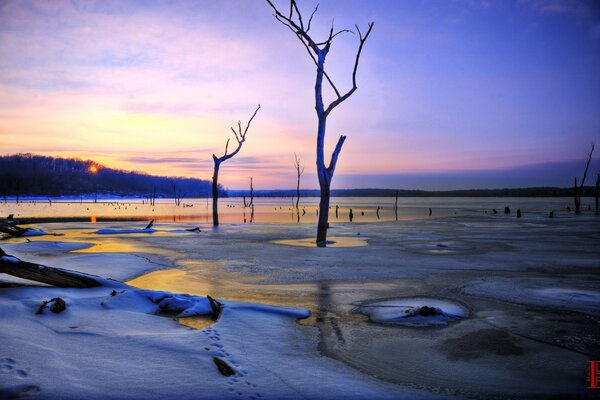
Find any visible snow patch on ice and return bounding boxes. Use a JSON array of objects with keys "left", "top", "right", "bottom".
[
  {"left": 356, "top": 297, "right": 469, "bottom": 326},
  {"left": 532, "top": 288, "right": 600, "bottom": 305},
  {"left": 462, "top": 278, "right": 600, "bottom": 316},
  {"left": 94, "top": 228, "right": 156, "bottom": 235}
]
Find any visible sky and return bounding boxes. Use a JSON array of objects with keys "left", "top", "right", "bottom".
[{"left": 0, "top": 0, "right": 599, "bottom": 190}]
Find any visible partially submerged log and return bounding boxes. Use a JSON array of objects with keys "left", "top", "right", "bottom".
[
  {"left": 0, "top": 222, "right": 28, "bottom": 237},
  {"left": 0, "top": 248, "right": 102, "bottom": 288},
  {"left": 144, "top": 219, "right": 155, "bottom": 230}
]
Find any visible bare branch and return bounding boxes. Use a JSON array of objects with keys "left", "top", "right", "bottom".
[
  {"left": 291, "top": 0, "right": 304, "bottom": 30},
  {"left": 267, "top": 0, "right": 347, "bottom": 97},
  {"left": 315, "top": 29, "right": 353, "bottom": 46},
  {"left": 324, "top": 21, "right": 374, "bottom": 116},
  {"left": 307, "top": 4, "right": 319, "bottom": 32},
  {"left": 327, "top": 135, "right": 347, "bottom": 176},
  {"left": 266, "top": 0, "right": 319, "bottom": 53},
  {"left": 230, "top": 127, "right": 240, "bottom": 143},
  {"left": 243, "top": 104, "right": 261, "bottom": 136},
  {"left": 224, "top": 138, "right": 230, "bottom": 156},
  {"left": 215, "top": 104, "right": 261, "bottom": 163}
]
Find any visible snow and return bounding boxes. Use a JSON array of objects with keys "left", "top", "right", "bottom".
[
  {"left": 94, "top": 228, "right": 156, "bottom": 235},
  {"left": 0, "top": 284, "right": 418, "bottom": 400},
  {"left": 21, "top": 229, "right": 50, "bottom": 237},
  {"left": 0, "top": 255, "right": 20, "bottom": 263},
  {"left": 355, "top": 297, "right": 469, "bottom": 326}
]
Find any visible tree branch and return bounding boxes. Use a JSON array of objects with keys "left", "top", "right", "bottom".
[
  {"left": 327, "top": 134, "right": 347, "bottom": 177},
  {"left": 324, "top": 21, "right": 374, "bottom": 117},
  {"left": 215, "top": 105, "right": 261, "bottom": 163}
]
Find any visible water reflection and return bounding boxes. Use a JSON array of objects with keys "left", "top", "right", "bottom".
[{"left": 0, "top": 197, "right": 574, "bottom": 225}]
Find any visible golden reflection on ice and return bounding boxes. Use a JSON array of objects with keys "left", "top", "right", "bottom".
[
  {"left": 73, "top": 240, "right": 138, "bottom": 253},
  {"left": 177, "top": 316, "right": 214, "bottom": 330}
]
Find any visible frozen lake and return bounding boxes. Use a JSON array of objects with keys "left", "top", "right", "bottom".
[
  {"left": 0, "top": 196, "right": 586, "bottom": 224},
  {"left": 1, "top": 197, "right": 599, "bottom": 398}
]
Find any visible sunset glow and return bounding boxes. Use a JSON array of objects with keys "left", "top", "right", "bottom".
[{"left": 1, "top": 0, "right": 598, "bottom": 189}]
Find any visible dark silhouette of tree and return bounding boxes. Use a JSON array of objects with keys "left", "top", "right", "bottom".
[
  {"left": 211, "top": 105, "right": 261, "bottom": 226},
  {"left": 574, "top": 143, "right": 594, "bottom": 214},
  {"left": 172, "top": 182, "right": 184, "bottom": 206},
  {"left": 294, "top": 153, "right": 304, "bottom": 209},
  {"left": 266, "top": 0, "right": 374, "bottom": 245}
]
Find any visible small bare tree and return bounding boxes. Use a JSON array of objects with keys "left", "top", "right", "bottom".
[
  {"left": 211, "top": 105, "right": 261, "bottom": 226},
  {"left": 294, "top": 153, "right": 304, "bottom": 209},
  {"left": 574, "top": 143, "right": 595, "bottom": 214},
  {"left": 266, "top": 0, "right": 374, "bottom": 244},
  {"left": 172, "top": 182, "right": 183, "bottom": 206}
]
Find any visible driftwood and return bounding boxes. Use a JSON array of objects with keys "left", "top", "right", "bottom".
[
  {"left": 0, "top": 248, "right": 102, "bottom": 288},
  {"left": 207, "top": 295, "right": 223, "bottom": 321},
  {"left": 0, "top": 222, "right": 28, "bottom": 237},
  {"left": 144, "top": 219, "right": 155, "bottom": 230},
  {"left": 36, "top": 297, "right": 66, "bottom": 314},
  {"left": 213, "top": 357, "right": 235, "bottom": 376}
]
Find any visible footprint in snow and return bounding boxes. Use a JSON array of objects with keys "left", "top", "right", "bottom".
[
  {"left": 1, "top": 358, "right": 28, "bottom": 378},
  {"left": 204, "top": 330, "right": 264, "bottom": 399}
]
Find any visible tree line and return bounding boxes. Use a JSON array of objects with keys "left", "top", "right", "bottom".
[{"left": 0, "top": 153, "right": 216, "bottom": 199}]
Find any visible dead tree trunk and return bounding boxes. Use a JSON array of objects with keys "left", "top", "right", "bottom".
[
  {"left": 0, "top": 248, "right": 103, "bottom": 288},
  {"left": 294, "top": 153, "right": 304, "bottom": 209},
  {"left": 594, "top": 174, "right": 600, "bottom": 214},
  {"left": 249, "top": 177, "right": 254, "bottom": 208},
  {"left": 574, "top": 143, "right": 595, "bottom": 214},
  {"left": 395, "top": 191, "right": 399, "bottom": 221},
  {"left": 211, "top": 105, "right": 261, "bottom": 226},
  {"left": 266, "top": 0, "right": 374, "bottom": 245}
]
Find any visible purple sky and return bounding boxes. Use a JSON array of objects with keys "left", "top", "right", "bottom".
[{"left": 0, "top": 0, "right": 599, "bottom": 190}]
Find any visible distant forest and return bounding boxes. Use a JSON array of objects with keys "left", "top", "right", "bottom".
[
  {"left": 0, "top": 154, "right": 216, "bottom": 199},
  {"left": 1, "top": 153, "right": 596, "bottom": 199},
  {"left": 230, "top": 187, "right": 597, "bottom": 198}
]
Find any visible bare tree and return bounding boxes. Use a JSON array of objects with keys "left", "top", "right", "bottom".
[
  {"left": 294, "top": 153, "right": 304, "bottom": 209},
  {"left": 574, "top": 143, "right": 595, "bottom": 214},
  {"left": 266, "top": 0, "right": 374, "bottom": 245},
  {"left": 211, "top": 105, "right": 261, "bottom": 226},
  {"left": 595, "top": 173, "right": 599, "bottom": 214},
  {"left": 172, "top": 182, "right": 184, "bottom": 206}
]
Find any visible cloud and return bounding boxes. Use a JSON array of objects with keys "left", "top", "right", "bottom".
[{"left": 123, "top": 156, "right": 199, "bottom": 164}]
